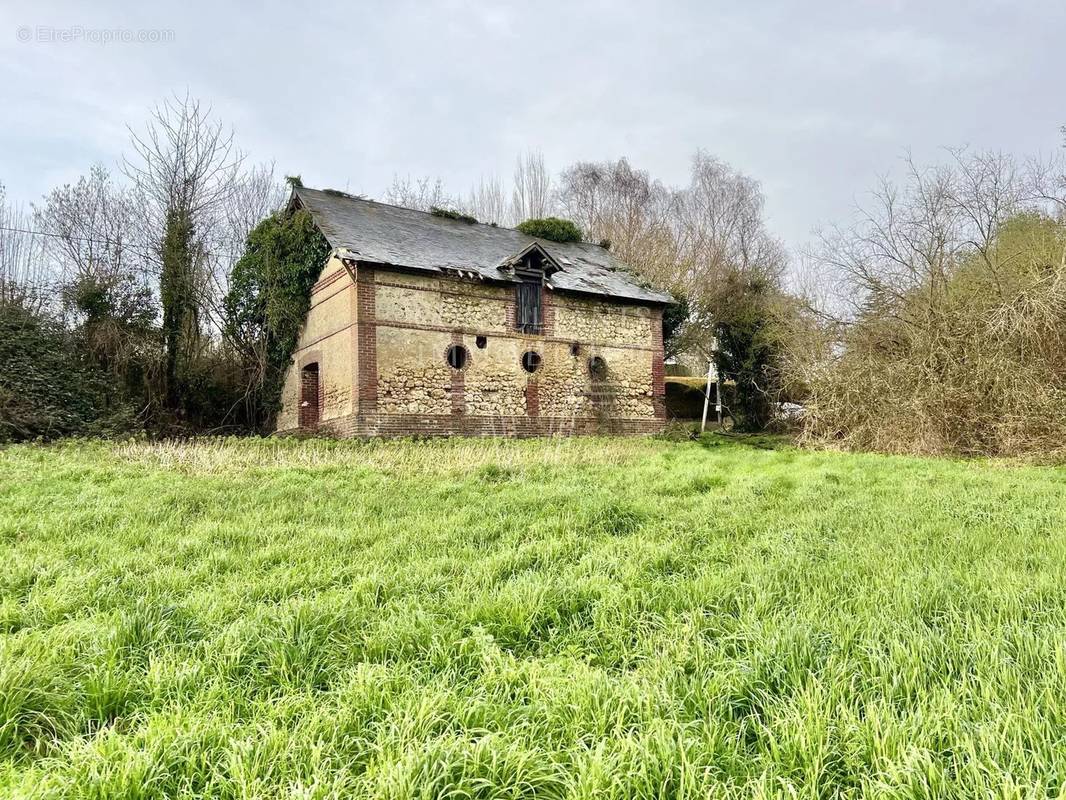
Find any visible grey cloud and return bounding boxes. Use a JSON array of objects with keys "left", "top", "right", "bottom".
[{"left": 0, "top": 0, "right": 1062, "bottom": 252}]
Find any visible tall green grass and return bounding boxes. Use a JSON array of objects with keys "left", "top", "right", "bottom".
[{"left": 3, "top": 435, "right": 1066, "bottom": 797}]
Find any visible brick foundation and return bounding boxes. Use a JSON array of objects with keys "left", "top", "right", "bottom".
[
  {"left": 289, "top": 411, "right": 666, "bottom": 439},
  {"left": 524, "top": 379, "right": 540, "bottom": 417}
]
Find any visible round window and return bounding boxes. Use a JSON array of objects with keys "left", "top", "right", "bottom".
[
  {"left": 588, "top": 355, "right": 608, "bottom": 380},
  {"left": 446, "top": 344, "right": 469, "bottom": 370},
  {"left": 521, "top": 350, "right": 542, "bottom": 373}
]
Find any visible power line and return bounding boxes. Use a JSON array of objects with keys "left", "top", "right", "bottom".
[{"left": 0, "top": 224, "right": 244, "bottom": 262}]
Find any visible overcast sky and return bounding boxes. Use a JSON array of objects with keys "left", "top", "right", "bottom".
[{"left": 1, "top": 0, "right": 1063, "bottom": 252}]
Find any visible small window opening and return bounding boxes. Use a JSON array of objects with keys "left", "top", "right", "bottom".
[
  {"left": 570, "top": 342, "right": 580, "bottom": 357},
  {"left": 588, "top": 356, "right": 608, "bottom": 380},
  {"left": 521, "top": 351, "right": 542, "bottom": 373},
  {"left": 447, "top": 344, "right": 469, "bottom": 370},
  {"left": 475, "top": 335, "right": 487, "bottom": 349},
  {"left": 299, "top": 362, "right": 320, "bottom": 428}
]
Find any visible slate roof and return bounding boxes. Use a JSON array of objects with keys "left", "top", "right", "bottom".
[{"left": 292, "top": 187, "right": 672, "bottom": 305}]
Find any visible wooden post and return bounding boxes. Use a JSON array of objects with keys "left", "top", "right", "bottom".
[
  {"left": 700, "top": 359, "right": 714, "bottom": 433},
  {"left": 716, "top": 371, "right": 723, "bottom": 427}
]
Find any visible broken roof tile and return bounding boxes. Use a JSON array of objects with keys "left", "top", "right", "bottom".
[{"left": 293, "top": 187, "right": 673, "bottom": 305}]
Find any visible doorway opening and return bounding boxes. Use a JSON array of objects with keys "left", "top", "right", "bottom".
[{"left": 299, "top": 362, "right": 321, "bottom": 428}]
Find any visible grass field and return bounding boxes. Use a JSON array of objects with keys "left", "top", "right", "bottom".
[{"left": 3, "top": 435, "right": 1066, "bottom": 798}]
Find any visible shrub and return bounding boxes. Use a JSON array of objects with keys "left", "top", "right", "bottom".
[
  {"left": 712, "top": 267, "right": 787, "bottom": 431},
  {"left": 515, "top": 217, "right": 582, "bottom": 243},
  {"left": 430, "top": 207, "right": 477, "bottom": 224},
  {"left": 62, "top": 271, "right": 159, "bottom": 417},
  {"left": 802, "top": 201, "right": 1066, "bottom": 455},
  {"left": 665, "top": 379, "right": 706, "bottom": 421},
  {"left": 0, "top": 302, "right": 134, "bottom": 441},
  {"left": 662, "top": 295, "right": 690, "bottom": 361},
  {"left": 223, "top": 209, "right": 331, "bottom": 432},
  {"left": 665, "top": 378, "right": 736, "bottom": 422}
]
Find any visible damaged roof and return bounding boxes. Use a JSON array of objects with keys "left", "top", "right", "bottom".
[{"left": 292, "top": 187, "right": 673, "bottom": 305}]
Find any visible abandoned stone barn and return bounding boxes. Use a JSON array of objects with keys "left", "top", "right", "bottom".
[{"left": 276, "top": 187, "right": 673, "bottom": 437}]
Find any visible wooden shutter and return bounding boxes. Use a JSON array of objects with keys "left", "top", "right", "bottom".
[{"left": 516, "top": 280, "right": 542, "bottom": 334}]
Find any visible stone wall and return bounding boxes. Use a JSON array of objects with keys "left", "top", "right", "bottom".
[
  {"left": 373, "top": 268, "right": 663, "bottom": 431},
  {"left": 278, "top": 262, "right": 665, "bottom": 437},
  {"left": 552, "top": 298, "right": 654, "bottom": 344},
  {"left": 375, "top": 272, "right": 511, "bottom": 331}
]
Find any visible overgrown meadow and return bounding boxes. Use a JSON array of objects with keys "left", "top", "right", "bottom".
[{"left": 3, "top": 435, "right": 1066, "bottom": 798}]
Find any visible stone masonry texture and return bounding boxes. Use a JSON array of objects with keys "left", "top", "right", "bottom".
[{"left": 276, "top": 257, "right": 667, "bottom": 438}]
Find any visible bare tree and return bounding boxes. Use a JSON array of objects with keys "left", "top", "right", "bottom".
[
  {"left": 0, "top": 184, "right": 50, "bottom": 312},
  {"left": 673, "top": 153, "right": 785, "bottom": 302},
  {"left": 1026, "top": 141, "right": 1066, "bottom": 220},
  {"left": 204, "top": 161, "right": 285, "bottom": 322},
  {"left": 797, "top": 149, "right": 1066, "bottom": 455},
  {"left": 810, "top": 151, "right": 1030, "bottom": 324},
  {"left": 124, "top": 94, "right": 243, "bottom": 231},
  {"left": 382, "top": 174, "right": 452, "bottom": 211},
  {"left": 35, "top": 165, "right": 150, "bottom": 305},
  {"left": 462, "top": 174, "right": 510, "bottom": 226},
  {"left": 559, "top": 158, "right": 678, "bottom": 286},
  {"left": 559, "top": 153, "right": 786, "bottom": 365},
  {"left": 221, "top": 163, "right": 286, "bottom": 247},
  {"left": 511, "top": 151, "right": 554, "bottom": 222},
  {"left": 123, "top": 92, "right": 244, "bottom": 414}
]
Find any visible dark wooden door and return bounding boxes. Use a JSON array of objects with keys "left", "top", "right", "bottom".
[{"left": 299, "top": 363, "right": 320, "bottom": 427}]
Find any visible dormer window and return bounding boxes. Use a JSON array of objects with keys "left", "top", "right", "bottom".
[{"left": 502, "top": 242, "right": 561, "bottom": 336}]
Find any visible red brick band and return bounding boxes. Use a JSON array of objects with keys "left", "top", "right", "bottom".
[{"left": 524, "top": 379, "right": 539, "bottom": 417}]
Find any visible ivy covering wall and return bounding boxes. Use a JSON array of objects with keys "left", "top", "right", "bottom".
[{"left": 223, "top": 208, "right": 331, "bottom": 432}]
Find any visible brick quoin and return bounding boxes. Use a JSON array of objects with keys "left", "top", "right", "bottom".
[
  {"left": 356, "top": 266, "right": 378, "bottom": 413},
  {"left": 541, "top": 286, "right": 555, "bottom": 337}
]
